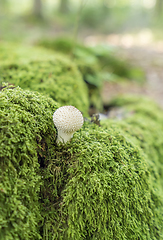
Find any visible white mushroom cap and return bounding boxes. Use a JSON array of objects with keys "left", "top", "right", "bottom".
[{"left": 53, "top": 106, "right": 84, "bottom": 144}]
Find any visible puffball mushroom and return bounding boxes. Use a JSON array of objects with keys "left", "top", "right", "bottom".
[{"left": 53, "top": 106, "right": 84, "bottom": 144}]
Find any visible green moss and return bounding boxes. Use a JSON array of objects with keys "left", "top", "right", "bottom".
[
  {"left": 1, "top": 86, "right": 163, "bottom": 239},
  {"left": 106, "top": 95, "right": 163, "bottom": 182},
  {"left": 41, "top": 121, "right": 163, "bottom": 239},
  {"left": 0, "top": 86, "right": 59, "bottom": 239},
  {"left": 0, "top": 42, "right": 89, "bottom": 115},
  {"left": 40, "top": 96, "right": 163, "bottom": 239}
]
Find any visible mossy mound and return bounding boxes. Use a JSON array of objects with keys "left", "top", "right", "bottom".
[
  {"left": 41, "top": 123, "right": 163, "bottom": 239},
  {"left": 106, "top": 95, "right": 163, "bottom": 182},
  {"left": 1, "top": 86, "right": 163, "bottom": 239},
  {"left": 40, "top": 97, "right": 163, "bottom": 239},
  {"left": 0, "top": 42, "right": 89, "bottom": 115},
  {"left": 0, "top": 86, "right": 59, "bottom": 239}
]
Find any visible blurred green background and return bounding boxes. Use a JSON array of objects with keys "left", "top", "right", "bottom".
[
  {"left": 0, "top": 0, "right": 162, "bottom": 43},
  {"left": 1, "top": 0, "right": 163, "bottom": 111}
]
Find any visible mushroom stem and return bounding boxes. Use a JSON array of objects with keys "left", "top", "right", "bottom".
[{"left": 56, "top": 130, "right": 73, "bottom": 144}]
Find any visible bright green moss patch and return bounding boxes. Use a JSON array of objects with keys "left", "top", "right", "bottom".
[
  {"left": 0, "top": 42, "right": 89, "bottom": 115},
  {"left": 0, "top": 86, "right": 59, "bottom": 239}
]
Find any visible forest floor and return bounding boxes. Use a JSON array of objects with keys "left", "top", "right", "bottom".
[{"left": 84, "top": 33, "right": 163, "bottom": 109}]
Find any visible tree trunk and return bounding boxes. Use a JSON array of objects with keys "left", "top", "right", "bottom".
[
  {"left": 0, "top": 0, "right": 8, "bottom": 12},
  {"left": 59, "top": 0, "right": 69, "bottom": 14},
  {"left": 155, "top": 0, "right": 163, "bottom": 16},
  {"left": 33, "top": 0, "right": 43, "bottom": 18}
]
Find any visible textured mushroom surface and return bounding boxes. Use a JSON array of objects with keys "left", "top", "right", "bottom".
[{"left": 53, "top": 106, "right": 84, "bottom": 143}]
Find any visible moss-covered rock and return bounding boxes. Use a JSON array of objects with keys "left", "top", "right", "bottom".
[
  {"left": 0, "top": 86, "right": 59, "bottom": 239},
  {"left": 0, "top": 42, "right": 89, "bottom": 115}
]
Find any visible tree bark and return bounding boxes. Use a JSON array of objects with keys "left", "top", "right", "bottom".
[
  {"left": 33, "top": 0, "right": 43, "bottom": 18},
  {"left": 155, "top": 0, "right": 163, "bottom": 16},
  {"left": 0, "top": 0, "right": 8, "bottom": 12},
  {"left": 59, "top": 0, "right": 69, "bottom": 14}
]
